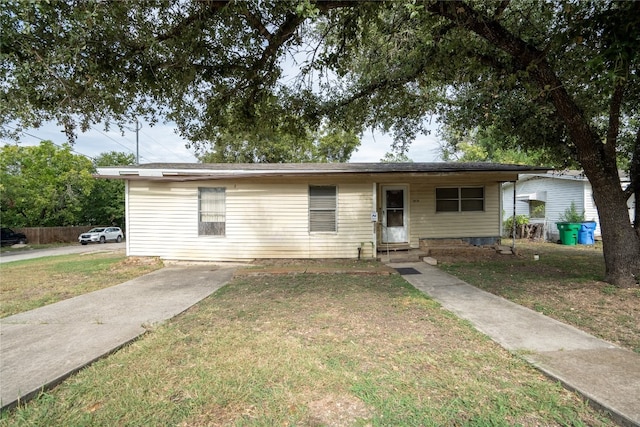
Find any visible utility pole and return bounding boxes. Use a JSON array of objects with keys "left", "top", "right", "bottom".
[
  {"left": 133, "top": 119, "right": 142, "bottom": 164},
  {"left": 124, "top": 119, "right": 143, "bottom": 163},
  {"left": 125, "top": 119, "right": 142, "bottom": 165}
]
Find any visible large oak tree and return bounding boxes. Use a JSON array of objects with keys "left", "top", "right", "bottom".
[{"left": 1, "top": 1, "right": 638, "bottom": 285}]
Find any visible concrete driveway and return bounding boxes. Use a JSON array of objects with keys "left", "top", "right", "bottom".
[
  {"left": 0, "top": 242, "right": 126, "bottom": 264},
  {"left": 0, "top": 265, "right": 236, "bottom": 409}
]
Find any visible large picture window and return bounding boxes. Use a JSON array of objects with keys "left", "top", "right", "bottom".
[
  {"left": 436, "top": 187, "right": 484, "bottom": 212},
  {"left": 199, "top": 187, "right": 225, "bottom": 235},
  {"left": 309, "top": 185, "right": 337, "bottom": 232}
]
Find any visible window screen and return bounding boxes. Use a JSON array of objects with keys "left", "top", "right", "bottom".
[
  {"left": 199, "top": 187, "right": 225, "bottom": 235},
  {"left": 530, "top": 200, "right": 546, "bottom": 219},
  {"left": 309, "top": 186, "right": 337, "bottom": 232}
]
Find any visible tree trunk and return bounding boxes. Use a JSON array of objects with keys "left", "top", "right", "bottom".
[
  {"left": 431, "top": 1, "right": 640, "bottom": 286},
  {"left": 589, "top": 172, "right": 640, "bottom": 287}
]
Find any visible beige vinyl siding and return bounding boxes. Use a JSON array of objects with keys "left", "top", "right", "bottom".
[
  {"left": 405, "top": 180, "right": 502, "bottom": 248},
  {"left": 126, "top": 180, "right": 373, "bottom": 260},
  {"left": 126, "top": 172, "right": 512, "bottom": 260}
]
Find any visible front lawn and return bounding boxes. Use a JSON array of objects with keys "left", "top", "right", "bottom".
[
  {"left": 1, "top": 271, "right": 614, "bottom": 426},
  {"left": 0, "top": 253, "right": 163, "bottom": 318}
]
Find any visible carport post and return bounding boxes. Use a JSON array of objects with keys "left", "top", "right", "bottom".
[{"left": 512, "top": 180, "right": 517, "bottom": 251}]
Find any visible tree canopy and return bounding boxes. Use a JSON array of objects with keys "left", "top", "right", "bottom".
[
  {"left": 197, "top": 124, "right": 359, "bottom": 163},
  {"left": 1, "top": 1, "right": 638, "bottom": 285},
  {"left": 0, "top": 142, "right": 133, "bottom": 227},
  {"left": 437, "top": 125, "right": 577, "bottom": 167}
]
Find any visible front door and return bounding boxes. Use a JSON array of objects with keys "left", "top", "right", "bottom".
[{"left": 382, "top": 186, "right": 408, "bottom": 243}]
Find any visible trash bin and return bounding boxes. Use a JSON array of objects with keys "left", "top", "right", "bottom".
[
  {"left": 556, "top": 222, "right": 580, "bottom": 245},
  {"left": 578, "top": 221, "right": 597, "bottom": 245}
]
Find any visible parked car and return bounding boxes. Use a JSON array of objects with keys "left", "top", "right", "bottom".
[
  {"left": 1, "top": 227, "right": 28, "bottom": 246},
  {"left": 78, "top": 227, "right": 123, "bottom": 245}
]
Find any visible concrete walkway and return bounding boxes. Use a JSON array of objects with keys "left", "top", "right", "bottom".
[
  {"left": 390, "top": 261, "right": 640, "bottom": 427},
  {"left": 0, "top": 265, "right": 235, "bottom": 410}
]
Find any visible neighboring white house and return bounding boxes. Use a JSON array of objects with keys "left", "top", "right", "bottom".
[
  {"left": 502, "top": 170, "right": 635, "bottom": 241},
  {"left": 97, "top": 162, "right": 548, "bottom": 262}
]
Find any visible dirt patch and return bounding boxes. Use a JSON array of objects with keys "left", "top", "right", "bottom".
[
  {"left": 431, "top": 248, "right": 518, "bottom": 263},
  {"left": 118, "top": 256, "right": 163, "bottom": 266},
  {"left": 306, "top": 394, "right": 373, "bottom": 426}
]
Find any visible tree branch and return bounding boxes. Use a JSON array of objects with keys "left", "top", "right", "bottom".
[
  {"left": 426, "top": 1, "right": 607, "bottom": 174},
  {"left": 156, "top": 1, "right": 229, "bottom": 43},
  {"left": 238, "top": 7, "right": 272, "bottom": 40},
  {"left": 493, "top": 0, "right": 511, "bottom": 19}
]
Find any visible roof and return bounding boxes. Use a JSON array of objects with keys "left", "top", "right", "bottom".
[{"left": 96, "top": 162, "right": 551, "bottom": 181}]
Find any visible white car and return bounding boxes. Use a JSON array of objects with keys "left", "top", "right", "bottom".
[{"left": 78, "top": 227, "right": 123, "bottom": 245}]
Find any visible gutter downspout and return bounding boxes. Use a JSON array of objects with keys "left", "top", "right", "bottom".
[
  {"left": 372, "top": 182, "right": 377, "bottom": 257},
  {"left": 125, "top": 179, "right": 130, "bottom": 256}
]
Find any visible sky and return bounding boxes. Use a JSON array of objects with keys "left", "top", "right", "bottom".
[{"left": 3, "top": 120, "right": 444, "bottom": 164}]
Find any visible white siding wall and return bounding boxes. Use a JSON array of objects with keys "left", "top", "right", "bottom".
[
  {"left": 127, "top": 180, "right": 374, "bottom": 261},
  {"left": 502, "top": 177, "right": 590, "bottom": 240}
]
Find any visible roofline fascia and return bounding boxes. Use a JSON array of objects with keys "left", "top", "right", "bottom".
[{"left": 96, "top": 165, "right": 552, "bottom": 181}]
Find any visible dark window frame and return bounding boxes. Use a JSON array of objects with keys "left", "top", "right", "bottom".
[{"left": 435, "top": 187, "right": 485, "bottom": 212}]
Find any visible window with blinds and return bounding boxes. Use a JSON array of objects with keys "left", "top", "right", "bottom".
[
  {"left": 198, "top": 187, "right": 226, "bottom": 235},
  {"left": 436, "top": 187, "right": 484, "bottom": 212},
  {"left": 309, "top": 185, "right": 337, "bottom": 232}
]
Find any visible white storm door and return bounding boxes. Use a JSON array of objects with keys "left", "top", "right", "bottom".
[{"left": 382, "top": 186, "right": 408, "bottom": 243}]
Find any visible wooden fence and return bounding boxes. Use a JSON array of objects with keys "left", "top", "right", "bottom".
[{"left": 13, "top": 226, "right": 98, "bottom": 245}]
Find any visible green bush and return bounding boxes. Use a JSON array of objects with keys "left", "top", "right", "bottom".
[
  {"left": 504, "top": 214, "right": 529, "bottom": 235},
  {"left": 559, "top": 201, "right": 585, "bottom": 223}
]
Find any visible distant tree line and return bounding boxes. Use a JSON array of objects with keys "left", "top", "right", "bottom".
[{"left": 0, "top": 141, "right": 134, "bottom": 228}]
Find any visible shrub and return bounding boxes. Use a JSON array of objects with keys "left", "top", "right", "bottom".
[
  {"left": 504, "top": 214, "right": 529, "bottom": 235},
  {"left": 559, "top": 201, "right": 585, "bottom": 223}
]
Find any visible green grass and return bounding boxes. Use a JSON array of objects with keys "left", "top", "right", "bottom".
[
  {"left": 0, "top": 253, "right": 163, "bottom": 318},
  {"left": 1, "top": 273, "right": 615, "bottom": 426}
]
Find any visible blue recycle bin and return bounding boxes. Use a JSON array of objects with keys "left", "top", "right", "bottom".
[{"left": 578, "top": 221, "right": 597, "bottom": 245}]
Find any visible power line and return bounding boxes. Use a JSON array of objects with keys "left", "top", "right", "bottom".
[
  {"left": 89, "top": 126, "right": 138, "bottom": 156},
  {"left": 96, "top": 125, "right": 157, "bottom": 163},
  {"left": 2, "top": 125, "right": 95, "bottom": 160},
  {"left": 4, "top": 122, "right": 196, "bottom": 163},
  {"left": 139, "top": 128, "right": 196, "bottom": 162}
]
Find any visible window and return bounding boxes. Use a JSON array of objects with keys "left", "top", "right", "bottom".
[
  {"left": 436, "top": 187, "right": 484, "bottom": 212},
  {"left": 309, "top": 185, "right": 337, "bottom": 232},
  {"left": 530, "top": 200, "right": 546, "bottom": 219},
  {"left": 199, "top": 187, "right": 225, "bottom": 235}
]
